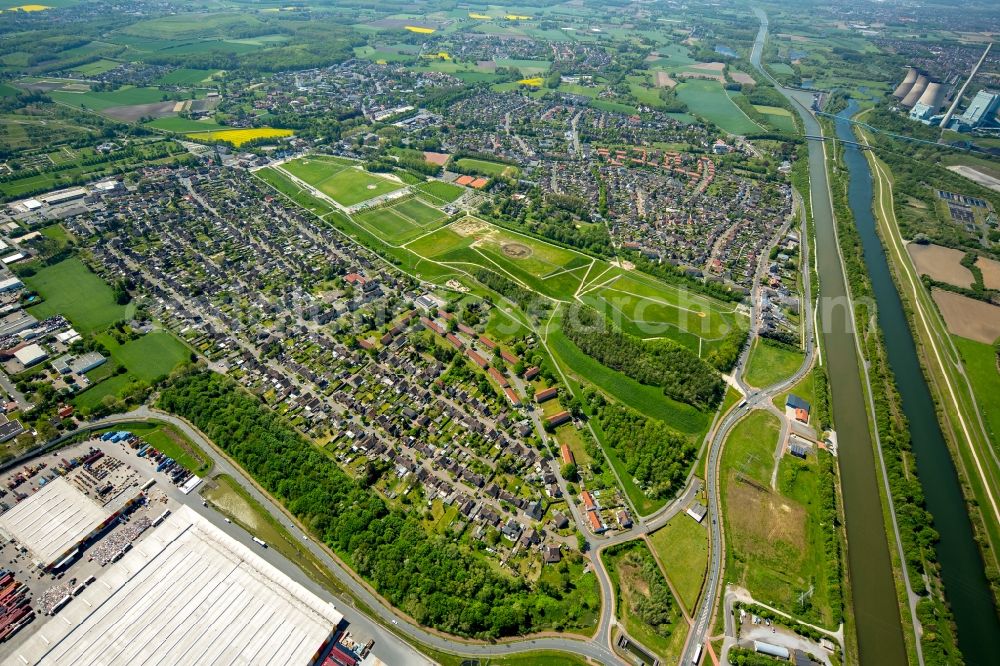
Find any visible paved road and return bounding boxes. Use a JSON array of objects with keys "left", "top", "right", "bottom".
[{"left": 679, "top": 15, "right": 819, "bottom": 657}]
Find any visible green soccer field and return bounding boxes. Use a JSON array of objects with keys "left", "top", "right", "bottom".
[{"left": 281, "top": 159, "right": 405, "bottom": 207}]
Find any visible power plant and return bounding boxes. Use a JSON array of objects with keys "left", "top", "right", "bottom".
[{"left": 891, "top": 43, "right": 998, "bottom": 131}]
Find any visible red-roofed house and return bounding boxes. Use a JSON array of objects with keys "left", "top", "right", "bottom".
[
  {"left": 504, "top": 387, "right": 521, "bottom": 406},
  {"left": 524, "top": 366, "right": 540, "bottom": 381},
  {"left": 478, "top": 335, "right": 497, "bottom": 349},
  {"left": 446, "top": 333, "right": 464, "bottom": 349},
  {"left": 587, "top": 510, "right": 605, "bottom": 533},
  {"left": 546, "top": 411, "right": 571, "bottom": 428},
  {"left": 488, "top": 366, "right": 509, "bottom": 387},
  {"left": 581, "top": 491, "right": 596, "bottom": 511},
  {"left": 560, "top": 442, "right": 575, "bottom": 466},
  {"left": 466, "top": 349, "right": 488, "bottom": 368},
  {"left": 535, "top": 387, "right": 558, "bottom": 403},
  {"left": 500, "top": 349, "right": 520, "bottom": 365}
]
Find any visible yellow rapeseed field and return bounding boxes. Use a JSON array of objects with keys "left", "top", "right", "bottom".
[
  {"left": 6, "top": 4, "right": 51, "bottom": 10},
  {"left": 468, "top": 13, "right": 492, "bottom": 20},
  {"left": 518, "top": 78, "right": 544, "bottom": 87},
  {"left": 505, "top": 14, "right": 531, "bottom": 20},
  {"left": 404, "top": 25, "right": 435, "bottom": 34},
  {"left": 185, "top": 128, "right": 294, "bottom": 147}
]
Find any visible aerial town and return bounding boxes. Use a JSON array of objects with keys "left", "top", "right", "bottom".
[{"left": 0, "top": 1, "right": 998, "bottom": 666}]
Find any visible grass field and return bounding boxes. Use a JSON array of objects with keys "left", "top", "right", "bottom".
[
  {"left": 603, "top": 541, "right": 687, "bottom": 663},
  {"left": 154, "top": 68, "right": 218, "bottom": 86},
  {"left": 952, "top": 335, "right": 1000, "bottom": 449},
  {"left": 49, "top": 86, "right": 183, "bottom": 111},
  {"left": 353, "top": 197, "right": 448, "bottom": 245},
  {"left": 648, "top": 515, "right": 709, "bottom": 612},
  {"left": 281, "top": 158, "right": 405, "bottom": 207},
  {"left": 745, "top": 338, "right": 804, "bottom": 388},
  {"left": 186, "top": 127, "right": 292, "bottom": 146},
  {"left": 675, "top": 79, "right": 761, "bottom": 135},
  {"left": 754, "top": 105, "right": 796, "bottom": 132},
  {"left": 721, "top": 409, "right": 838, "bottom": 626},
  {"left": 25, "top": 257, "right": 129, "bottom": 332},
  {"left": 110, "top": 330, "right": 190, "bottom": 382}
]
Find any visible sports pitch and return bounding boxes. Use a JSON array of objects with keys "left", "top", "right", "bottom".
[
  {"left": 281, "top": 157, "right": 406, "bottom": 207},
  {"left": 353, "top": 196, "right": 449, "bottom": 245}
]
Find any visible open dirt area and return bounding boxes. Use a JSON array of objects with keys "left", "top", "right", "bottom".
[
  {"left": 103, "top": 101, "right": 177, "bottom": 122},
  {"left": 501, "top": 242, "right": 532, "bottom": 258},
  {"left": 692, "top": 61, "right": 726, "bottom": 71},
  {"left": 932, "top": 288, "right": 1000, "bottom": 343},
  {"left": 907, "top": 242, "right": 974, "bottom": 287},
  {"left": 677, "top": 70, "right": 725, "bottom": 83},
  {"left": 727, "top": 481, "right": 806, "bottom": 560},
  {"left": 654, "top": 71, "right": 677, "bottom": 88},
  {"left": 729, "top": 71, "right": 756, "bottom": 85},
  {"left": 451, "top": 216, "right": 489, "bottom": 237},
  {"left": 423, "top": 151, "right": 450, "bottom": 166},
  {"left": 977, "top": 256, "right": 1000, "bottom": 290},
  {"left": 947, "top": 165, "right": 1000, "bottom": 194}
]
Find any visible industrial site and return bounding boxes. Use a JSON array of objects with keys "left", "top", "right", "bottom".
[{"left": 0, "top": 431, "right": 371, "bottom": 666}]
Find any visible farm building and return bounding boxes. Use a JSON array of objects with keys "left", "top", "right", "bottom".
[{"left": 560, "top": 442, "right": 575, "bottom": 466}]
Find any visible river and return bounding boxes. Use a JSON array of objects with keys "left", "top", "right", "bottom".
[
  {"left": 750, "top": 11, "right": 907, "bottom": 664},
  {"left": 834, "top": 100, "right": 999, "bottom": 666}
]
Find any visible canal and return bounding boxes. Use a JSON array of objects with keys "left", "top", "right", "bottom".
[
  {"left": 834, "top": 100, "right": 999, "bottom": 666},
  {"left": 751, "top": 10, "right": 907, "bottom": 664}
]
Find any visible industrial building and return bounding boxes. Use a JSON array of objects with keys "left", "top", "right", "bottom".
[
  {"left": 8, "top": 505, "right": 345, "bottom": 666},
  {"left": 951, "top": 89, "right": 1000, "bottom": 130},
  {"left": 0, "top": 476, "right": 129, "bottom": 570}
]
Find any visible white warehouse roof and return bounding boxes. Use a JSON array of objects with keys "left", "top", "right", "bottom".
[
  {"left": 12, "top": 505, "right": 344, "bottom": 666},
  {"left": 13, "top": 343, "right": 47, "bottom": 367},
  {"left": 0, "top": 476, "right": 111, "bottom": 567}
]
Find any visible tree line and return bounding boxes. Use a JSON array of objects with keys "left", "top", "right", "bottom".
[
  {"left": 563, "top": 304, "right": 724, "bottom": 409},
  {"left": 589, "top": 392, "right": 695, "bottom": 500}
]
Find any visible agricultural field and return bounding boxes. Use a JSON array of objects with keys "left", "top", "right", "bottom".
[
  {"left": 280, "top": 157, "right": 406, "bottom": 207},
  {"left": 675, "top": 79, "right": 762, "bottom": 135},
  {"left": 154, "top": 68, "right": 219, "bottom": 86},
  {"left": 185, "top": 127, "right": 293, "bottom": 147},
  {"left": 953, "top": 336, "right": 1000, "bottom": 453},
  {"left": 25, "top": 257, "right": 129, "bottom": 332},
  {"left": 144, "top": 116, "right": 226, "bottom": 133},
  {"left": 753, "top": 104, "right": 796, "bottom": 132}
]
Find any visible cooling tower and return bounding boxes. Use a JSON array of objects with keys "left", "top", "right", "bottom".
[
  {"left": 893, "top": 67, "right": 917, "bottom": 99},
  {"left": 901, "top": 75, "right": 928, "bottom": 108},
  {"left": 917, "top": 82, "right": 946, "bottom": 111}
]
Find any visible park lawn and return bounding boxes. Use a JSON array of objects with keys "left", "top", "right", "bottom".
[
  {"left": 603, "top": 540, "right": 686, "bottom": 662},
  {"left": 453, "top": 157, "right": 518, "bottom": 178},
  {"left": 547, "top": 321, "right": 710, "bottom": 437},
  {"left": 675, "top": 79, "right": 761, "bottom": 135},
  {"left": 952, "top": 335, "right": 1000, "bottom": 447},
  {"left": 745, "top": 338, "right": 804, "bottom": 388},
  {"left": 416, "top": 180, "right": 464, "bottom": 204},
  {"left": 111, "top": 331, "right": 190, "bottom": 382},
  {"left": 648, "top": 514, "right": 709, "bottom": 612},
  {"left": 484, "top": 306, "right": 530, "bottom": 341},
  {"left": 25, "top": 257, "right": 129, "bottom": 332}
]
